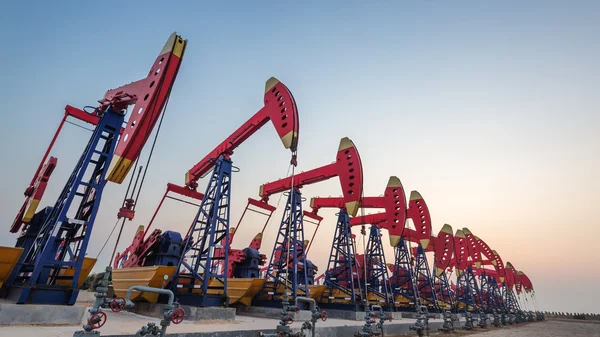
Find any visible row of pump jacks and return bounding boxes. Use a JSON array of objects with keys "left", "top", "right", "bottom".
[{"left": 2, "top": 32, "right": 545, "bottom": 336}]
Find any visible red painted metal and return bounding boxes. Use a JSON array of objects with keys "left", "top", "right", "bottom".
[
  {"left": 12, "top": 104, "right": 102, "bottom": 233},
  {"left": 405, "top": 191, "right": 432, "bottom": 249},
  {"left": 11, "top": 157, "right": 57, "bottom": 233},
  {"left": 13, "top": 33, "right": 186, "bottom": 233},
  {"left": 348, "top": 177, "right": 407, "bottom": 245},
  {"left": 473, "top": 236, "right": 504, "bottom": 283},
  {"left": 303, "top": 211, "right": 323, "bottom": 254},
  {"left": 105, "top": 33, "right": 187, "bottom": 184},
  {"left": 505, "top": 262, "right": 517, "bottom": 289},
  {"left": 185, "top": 78, "right": 299, "bottom": 187},
  {"left": 453, "top": 229, "right": 469, "bottom": 272},
  {"left": 433, "top": 225, "right": 454, "bottom": 271},
  {"left": 462, "top": 228, "right": 483, "bottom": 268},
  {"left": 258, "top": 137, "right": 363, "bottom": 217},
  {"left": 517, "top": 271, "right": 534, "bottom": 292},
  {"left": 230, "top": 198, "right": 277, "bottom": 249},
  {"left": 493, "top": 250, "right": 507, "bottom": 284},
  {"left": 114, "top": 182, "right": 204, "bottom": 268}
]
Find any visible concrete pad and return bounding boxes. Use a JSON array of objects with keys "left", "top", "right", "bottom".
[
  {"left": 129, "top": 303, "right": 236, "bottom": 321},
  {"left": 237, "top": 305, "right": 439, "bottom": 321},
  {"left": 236, "top": 305, "right": 314, "bottom": 321},
  {"left": 0, "top": 302, "right": 86, "bottom": 325},
  {"left": 0, "top": 306, "right": 475, "bottom": 337},
  {"left": 317, "top": 309, "right": 405, "bottom": 321}
]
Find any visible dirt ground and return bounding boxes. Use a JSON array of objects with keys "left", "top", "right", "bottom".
[{"left": 391, "top": 319, "right": 600, "bottom": 337}]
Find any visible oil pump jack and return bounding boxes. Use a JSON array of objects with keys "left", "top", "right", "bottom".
[
  {"left": 114, "top": 77, "right": 300, "bottom": 307},
  {"left": 462, "top": 228, "right": 485, "bottom": 309},
  {"left": 251, "top": 137, "right": 363, "bottom": 307},
  {"left": 473, "top": 236, "right": 505, "bottom": 313},
  {"left": 2, "top": 33, "right": 186, "bottom": 305},
  {"left": 308, "top": 176, "right": 401, "bottom": 310},
  {"left": 503, "top": 262, "right": 523, "bottom": 321},
  {"left": 515, "top": 270, "right": 542, "bottom": 320},
  {"left": 309, "top": 176, "right": 404, "bottom": 311},
  {"left": 0, "top": 33, "right": 187, "bottom": 305},
  {"left": 417, "top": 224, "right": 455, "bottom": 311},
  {"left": 351, "top": 185, "right": 438, "bottom": 312}
]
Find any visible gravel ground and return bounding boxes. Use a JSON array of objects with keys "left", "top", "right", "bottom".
[{"left": 392, "top": 319, "right": 600, "bottom": 337}]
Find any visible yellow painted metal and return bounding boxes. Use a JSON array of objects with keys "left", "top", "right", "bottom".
[
  {"left": 256, "top": 281, "right": 310, "bottom": 301},
  {"left": 367, "top": 292, "right": 388, "bottom": 304},
  {"left": 317, "top": 288, "right": 362, "bottom": 305},
  {"left": 308, "top": 285, "right": 326, "bottom": 300},
  {"left": 55, "top": 257, "right": 98, "bottom": 287},
  {"left": 112, "top": 266, "right": 177, "bottom": 303},
  {"left": 0, "top": 247, "right": 23, "bottom": 288},
  {"left": 393, "top": 294, "right": 412, "bottom": 306},
  {"left": 205, "top": 278, "right": 265, "bottom": 306}
]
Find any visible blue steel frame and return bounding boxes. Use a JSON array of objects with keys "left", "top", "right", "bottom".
[
  {"left": 363, "top": 225, "right": 394, "bottom": 310},
  {"left": 503, "top": 284, "right": 520, "bottom": 312},
  {"left": 456, "top": 266, "right": 483, "bottom": 312},
  {"left": 170, "top": 155, "right": 231, "bottom": 307},
  {"left": 414, "top": 245, "right": 439, "bottom": 310},
  {"left": 256, "top": 188, "right": 308, "bottom": 305},
  {"left": 432, "top": 268, "right": 455, "bottom": 312},
  {"left": 489, "top": 277, "right": 504, "bottom": 310},
  {"left": 320, "top": 210, "right": 364, "bottom": 310},
  {"left": 391, "top": 237, "right": 418, "bottom": 309},
  {"left": 479, "top": 272, "right": 491, "bottom": 311},
  {"left": 1, "top": 107, "right": 124, "bottom": 305}
]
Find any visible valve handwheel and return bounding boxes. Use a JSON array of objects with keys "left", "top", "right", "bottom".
[
  {"left": 320, "top": 311, "right": 328, "bottom": 321},
  {"left": 171, "top": 307, "right": 185, "bottom": 324},
  {"left": 89, "top": 311, "right": 107, "bottom": 329},
  {"left": 110, "top": 297, "right": 126, "bottom": 312}
]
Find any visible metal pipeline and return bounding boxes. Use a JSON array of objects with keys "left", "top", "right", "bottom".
[
  {"left": 124, "top": 286, "right": 177, "bottom": 337},
  {"left": 125, "top": 285, "right": 174, "bottom": 307},
  {"left": 295, "top": 297, "right": 317, "bottom": 311}
]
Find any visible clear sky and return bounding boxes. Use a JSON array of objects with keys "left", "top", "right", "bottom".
[{"left": 0, "top": 1, "right": 598, "bottom": 314}]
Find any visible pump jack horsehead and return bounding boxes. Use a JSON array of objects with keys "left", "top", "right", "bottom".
[
  {"left": 112, "top": 77, "right": 300, "bottom": 307},
  {"left": 0, "top": 33, "right": 187, "bottom": 305}
]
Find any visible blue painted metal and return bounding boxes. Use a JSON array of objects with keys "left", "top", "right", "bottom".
[
  {"left": 489, "top": 277, "right": 504, "bottom": 310},
  {"left": 143, "top": 231, "right": 183, "bottom": 267},
  {"left": 170, "top": 155, "right": 232, "bottom": 307},
  {"left": 2, "top": 107, "right": 125, "bottom": 305},
  {"left": 432, "top": 268, "right": 454, "bottom": 311},
  {"left": 233, "top": 248, "right": 261, "bottom": 278},
  {"left": 414, "top": 245, "right": 439, "bottom": 309},
  {"left": 503, "top": 284, "right": 520, "bottom": 312},
  {"left": 15, "top": 207, "right": 53, "bottom": 252},
  {"left": 320, "top": 210, "right": 364, "bottom": 309},
  {"left": 302, "top": 260, "right": 317, "bottom": 285},
  {"left": 256, "top": 189, "right": 308, "bottom": 304},
  {"left": 390, "top": 237, "right": 417, "bottom": 308},
  {"left": 363, "top": 225, "right": 393, "bottom": 310},
  {"left": 479, "top": 273, "right": 491, "bottom": 311},
  {"left": 456, "top": 266, "right": 483, "bottom": 312}
]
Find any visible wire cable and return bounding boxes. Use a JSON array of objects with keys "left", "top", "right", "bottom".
[
  {"left": 65, "top": 120, "right": 95, "bottom": 132},
  {"left": 96, "top": 218, "right": 121, "bottom": 260}
]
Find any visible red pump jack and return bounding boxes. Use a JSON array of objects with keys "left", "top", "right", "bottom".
[
  {"left": 3, "top": 32, "right": 187, "bottom": 306},
  {"left": 114, "top": 77, "right": 300, "bottom": 307},
  {"left": 245, "top": 137, "right": 364, "bottom": 307},
  {"left": 309, "top": 176, "right": 405, "bottom": 311}
]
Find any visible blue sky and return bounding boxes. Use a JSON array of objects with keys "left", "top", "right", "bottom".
[{"left": 0, "top": 1, "right": 598, "bottom": 313}]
